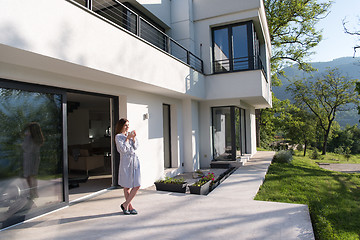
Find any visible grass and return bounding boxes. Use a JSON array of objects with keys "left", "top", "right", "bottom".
[{"left": 255, "top": 151, "right": 360, "bottom": 240}]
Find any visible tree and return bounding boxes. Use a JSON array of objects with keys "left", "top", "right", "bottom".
[
  {"left": 357, "top": 83, "right": 360, "bottom": 120},
  {"left": 343, "top": 17, "right": 360, "bottom": 119},
  {"left": 256, "top": 0, "right": 332, "bottom": 148},
  {"left": 287, "top": 68, "right": 360, "bottom": 155},
  {"left": 256, "top": 95, "right": 278, "bottom": 149},
  {"left": 264, "top": 0, "right": 332, "bottom": 84},
  {"left": 342, "top": 17, "right": 360, "bottom": 57},
  {"left": 328, "top": 124, "right": 360, "bottom": 154},
  {"left": 278, "top": 102, "right": 317, "bottom": 156}
]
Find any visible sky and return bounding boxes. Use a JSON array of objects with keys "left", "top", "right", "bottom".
[{"left": 310, "top": 0, "right": 360, "bottom": 62}]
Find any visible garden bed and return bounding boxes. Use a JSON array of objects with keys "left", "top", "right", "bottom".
[{"left": 155, "top": 167, "right": 237, "bottom": 195}]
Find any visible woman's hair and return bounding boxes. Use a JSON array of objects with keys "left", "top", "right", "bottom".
[
  {"left": 115, "top": 118, "right": 128, "bottom": 136},
  {"left": 26, "top": 122, "right": 44, "bottom": 145}
]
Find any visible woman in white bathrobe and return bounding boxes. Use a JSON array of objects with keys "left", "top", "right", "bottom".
[{"left": 115, "top": 118, "right": 141, "bottom": 215}]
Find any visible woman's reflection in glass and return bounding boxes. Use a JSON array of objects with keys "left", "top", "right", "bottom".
[{"left": 22, "top": 122, "right": 44, "bottom": 200}]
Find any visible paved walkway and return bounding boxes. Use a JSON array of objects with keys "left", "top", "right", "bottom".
[
  {"left": 317, "top": 163, "right": 360, "bottom": 173},
  {"left": 0, "top": 151, "right": 315, "bottom": 240}
]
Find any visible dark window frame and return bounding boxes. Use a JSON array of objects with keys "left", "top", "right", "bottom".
[
  {"left": 212, "top": 21, "right": 257, "bottom": 74},
  {"left": 0, "top": 78, "right": 68, "bottom": 229},
  {"left": 211, "top": 106, "right": 247, "bottom": 161},
  {"left": 162, "top": 104, "right": 172, "bottom": 168}
]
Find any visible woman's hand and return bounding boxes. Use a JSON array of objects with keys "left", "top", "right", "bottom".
[
  {"left": 131, "top": 130, "right": 136, "bottom": 139},
  {"left": 127, "top": 130, "right": 136, "bottom": 141}
]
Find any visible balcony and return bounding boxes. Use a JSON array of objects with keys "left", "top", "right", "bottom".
[
  {"left": 213, "top": 56, "right": 267, "bottom": 82},
  {"left": 70, "top": 0, "right": 203, "bottom": 73}
]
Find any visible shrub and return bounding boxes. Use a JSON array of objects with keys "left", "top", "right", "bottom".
[
  {"left": 156, "top": 177, "right": 186, "bottom": 184},
  {"left": 344, "top": 147, "right": 351, "bottom": 161},
  {"left": 310, "top": 149, "right": 321, "bottom": 160},
  {"left": 272, "top": 150, "right": 293, "bottom": 163},
  {"left": 296, "top": 144, "right": 304, "bottom": 151},
  {"left": 334, "top": 146, "right": 344, "bottom": 155}
]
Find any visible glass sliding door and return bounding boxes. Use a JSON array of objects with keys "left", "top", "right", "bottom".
[
  {"left": 212, "top": 107, "right": 232, "bottom": 160},
  {"left": 212, "top": 106, "right": 247, "bottom": 161},
  {"left": 0, "top": 82, "right": 64, "bottom": 229}
]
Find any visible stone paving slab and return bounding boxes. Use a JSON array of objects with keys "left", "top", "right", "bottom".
[{"left": 0, "top": 151, "right": 315, "bottom": 240}]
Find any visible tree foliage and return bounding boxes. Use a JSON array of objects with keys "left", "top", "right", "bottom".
[
  {"left": 286, "top": 68, "right": 360, "bottom": 154},
  {"left": 342, "top": 16, "right": 360, "bottom": 56},
  {"left": 277, "top": 101, "right": 317, "bottom": 156},
  {"left": 357, "top": 82, "right": 360, "bottom": 119},
  {"left": 328, "top": 125, "right": 360, "bottom": 155},
  {"left": 264, "top": 0, "right": 332, "bottom": 85},
  {"left": 257, "top": 96, "right": 281, "bottom": 149},
  {"left": 257, "top": 0, "right": 332, "bottom": 148}
]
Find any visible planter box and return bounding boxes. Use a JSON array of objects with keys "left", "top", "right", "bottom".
[
  {"left": 189, "top": 180, "right": 211, "bottom": 195},
  {"left": 154, "top": 182, "right": 187, "bottom": 193}
]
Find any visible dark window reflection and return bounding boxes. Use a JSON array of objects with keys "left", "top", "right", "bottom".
[
  {"left": 212, "top": 107, "right": 232, "bottom": 160},
  {"left": 212, "top": 22, "right": 255, "bottom": 73},
  {"left": 0, "top": 87, "right": 63, "bottom": 229},
  {"left": 232, "top": 24, "right": 249, "bottom": 71},
  {"left": 212, "top": 106, "right": 247, "bottom": 161}
]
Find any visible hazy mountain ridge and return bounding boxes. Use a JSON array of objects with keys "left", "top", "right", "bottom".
[{"left": 273, "top": 57, "right": 360, "bottom": 127}]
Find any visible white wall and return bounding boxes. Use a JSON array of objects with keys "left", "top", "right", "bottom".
[
  {"left": 170, "top": 0, "right": 195, "bottom": 52},
  {"left": 0, "top": 0, "right": 271, "bottom": 187},
  {"left": 206, "top": 71, "right": 271, "bottom": 109},
  {"left": 123, "top": 89, "right": 185, "bottom": 188},
  {"left": 249, "top": 108, "right": 257, "bottom": 155},
  {"left": 0, "top": 56, "right": 186, "bottom": 188},
  {"left": 136, "top": 0, "right": 172, "bottom": 27},
  {"left": 191, "top": 100, "right": 200, "bottom": 171},
  {"left": 193, "top": 0, "right": 261, "bottom": 22},
  {"left": 0, "top": 0, "right": 205, "bottom": 99}
]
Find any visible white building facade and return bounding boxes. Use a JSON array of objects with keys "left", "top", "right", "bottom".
[{"left": 0, "top": 0, "right": 271, "bottom": 228}]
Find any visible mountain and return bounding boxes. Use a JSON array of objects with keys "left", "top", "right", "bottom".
[{"left": 272, "top": 57, "right": 360, "bottom": 128}]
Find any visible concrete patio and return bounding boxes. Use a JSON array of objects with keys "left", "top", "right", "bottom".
[{"left": 0, "top": 151, "right": 315, "bottom": 240}]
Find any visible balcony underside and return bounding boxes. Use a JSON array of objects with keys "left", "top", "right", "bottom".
[{"left": 205, "top": 70, "right": 272, "bottom": 109}]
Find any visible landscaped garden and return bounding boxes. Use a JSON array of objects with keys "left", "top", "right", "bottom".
[{"left": 255, "top": 151, "right": 360, "bottom": 240}]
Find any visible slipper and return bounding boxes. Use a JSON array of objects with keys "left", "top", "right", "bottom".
[
  {"left": 130, "top": 209, "right": 138, "bottom": 215},
  {"left": 121, "top": 204, "right": 130, "bottom": 215}
]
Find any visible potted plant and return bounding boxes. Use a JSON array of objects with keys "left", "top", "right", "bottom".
[
  {"left": 154, "top": 177, "right": 187, "bottom": 193},
  {"left": 189, "top": 172, "right": 215, "bottom": 195}
]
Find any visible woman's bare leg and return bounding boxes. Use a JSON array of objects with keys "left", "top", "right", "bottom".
[
  {"left": 122, "top": 186, "right": 140, "bottom": 210},
  {"left": 123, "top": 188, "right": 133, "bottom": 210}
]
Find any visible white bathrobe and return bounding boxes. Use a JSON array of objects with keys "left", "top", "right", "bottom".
[{"left": 115, "top": 133, "right": 141, "bottom": 188}]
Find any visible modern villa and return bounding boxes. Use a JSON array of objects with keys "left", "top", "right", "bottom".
[{"left": 0, "top": 0, "right": 272, "bottom": 229}]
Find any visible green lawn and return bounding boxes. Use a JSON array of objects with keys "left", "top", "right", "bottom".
[{"left": 254, "top": 152, "right": 360, "bottom": 240}]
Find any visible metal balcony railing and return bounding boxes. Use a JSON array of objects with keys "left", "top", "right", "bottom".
[
  {"left": 70, "top": 0, "right": 204, "bottom": 73},
  {"left": 213, "top": 56, "right": 268, "bottom": 82}
]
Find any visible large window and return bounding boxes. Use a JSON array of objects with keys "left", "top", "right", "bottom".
[
  {"left": 0, "top": 83, "right": 64, "bottom": 229},
  {"left": 212, "top": 106, "right": 247, "bottom": 161},
  {"left": 212, "top": 21, "right": 259, "bottom": 73}
]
